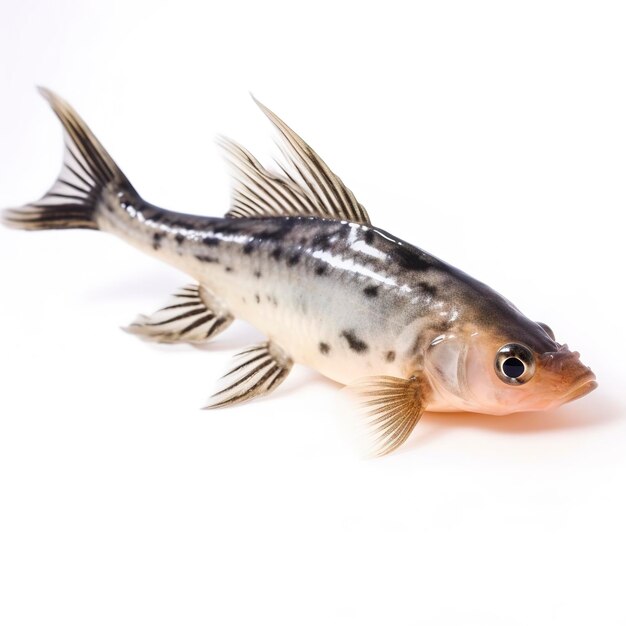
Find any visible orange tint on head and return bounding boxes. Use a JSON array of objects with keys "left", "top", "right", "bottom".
[
  {"left": 537, "top": 345, "right": 597, "bottom": 404},
  {"left": 477, "top": 339, "right": 596, "bottom": 414},
  {"left": 425, "top": 329, "right": 597, "bottom": 415}
]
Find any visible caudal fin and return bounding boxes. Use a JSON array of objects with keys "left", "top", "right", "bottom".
[{"left": 2, "top": 87, "right": 134, "bottom": 231}]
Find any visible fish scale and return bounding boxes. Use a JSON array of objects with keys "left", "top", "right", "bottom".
[{"left": 2, "top": 88, "right": 596, "bottom": 456}]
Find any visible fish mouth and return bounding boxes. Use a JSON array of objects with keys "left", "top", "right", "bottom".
[
  {"left": 564, "top": 375, "right": 598, "bottom": 403},
  {"left": 540, "top": 345, "right": 597, "bottom": 403}
]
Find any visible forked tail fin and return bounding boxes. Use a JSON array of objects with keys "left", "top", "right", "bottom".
[{"left": 2, "top": 87, "right": 134, "bottom": 231}]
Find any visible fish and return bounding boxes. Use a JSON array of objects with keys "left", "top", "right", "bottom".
[{"left": 2, "top": 88, "right": 597, "bottom": 455}]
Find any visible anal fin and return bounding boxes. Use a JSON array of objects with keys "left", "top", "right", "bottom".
[
  {"left": 347, "top": 375, "right": 430, "bottom": 456},
  {"left": 125, "top": 284, "right": 233, "bottom": 344},
  {"left": 206, "top": 342, "right": 293, "bottom": 408}
]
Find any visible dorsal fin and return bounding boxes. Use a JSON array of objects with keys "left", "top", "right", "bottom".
[
  {"left": 218, "top": 137, "right": 320, "bottom": 219},
  {"left": 221, "top": 98, "right": 370, "bottom": 225}
]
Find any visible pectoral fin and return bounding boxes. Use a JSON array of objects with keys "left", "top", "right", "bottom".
[
  {"left": 206, "top": 342, "right": 293, "bottom": 408},
  {"left": 125, "top": 284, "right": 233, "bottom": 344},
  {"left": 347, "top": 375, "right": 430, "bottom": 456}
]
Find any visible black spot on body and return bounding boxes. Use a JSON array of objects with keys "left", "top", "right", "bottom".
[
  {"left": 319, "top": 342, "right": 330, "bottom": 355},
  {"left": 243, "top": 241, "right": 256, "bottom": 254},
  {"left": 152, "top": 232, "right": 163, "bottom": 251},
  {"left": 225, "top": 266, "right": 233, "bottom": 273},
  {"left": 212, "top": 221, "right": 246, "bottom": 235},
  {"left": 337, "top": 223, "right": 351, "bottom": 237},
  {"left": 255, "top": 294, "right": 260, "bottom": 304},
  {"left": 364, "top": 229, "right": 375, "bottom": 244},
  {"left": 315, "top": 265, "right": 327, "bottom": 276},
  {"left": 254, "top": 270, "right": 262, "bottom": 278},
  {"left": 287, "top": 254, "right": 300, "bottom": 266},
  {"left": 203, "top": 235, "right": 220, "bottom": 247},
  {"left": 363, "top": 285, "right": 379, "bottom": 298},
  {"left": 394, "top": 245, "right": 431, "bottom": 272},
  {"left": 341, "top": 330, "right": 369, "bottom": 353},
  {"left": 311, "top": 232, "right": 333, "bottom": 248},
  {"left": 271, "top": 247, "right": 282, "bottom": 261},
  {"left": 195, "top": 255, "right": 218, "bottom": 263},
  {"left": 386, "top": 351, "right": 396, "bottom": 363},
  {"left": 175, "top": 233, "right": 185, "bottom": 244},
  {"left": 418, "top": 282, "right": 437, "bottom": 297},
  {"left": 259, "top": 221, "right": 297, "bottom": 241}
]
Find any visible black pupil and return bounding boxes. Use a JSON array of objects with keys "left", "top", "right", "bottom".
[{"left": 503, "top": 357, "right": 525, "bottom": 379}]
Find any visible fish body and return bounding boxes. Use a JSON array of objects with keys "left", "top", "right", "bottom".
[
  {"left": 100, "top": 199, "right": 445, "bottom": 386},
  {"left": 2, "top": 89, "right": 597, "bottom": 454},
  {"left": 99, "top": 203, "right": 531, "bottom": 408}
]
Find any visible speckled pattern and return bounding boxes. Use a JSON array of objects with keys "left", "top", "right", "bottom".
[{"left": 97, "top": 188, "right": 554, "bottom": 386}]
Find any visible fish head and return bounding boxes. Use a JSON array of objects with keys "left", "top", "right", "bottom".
[{"left": 424, "top": 319, "right": 597, "bottom": 414}]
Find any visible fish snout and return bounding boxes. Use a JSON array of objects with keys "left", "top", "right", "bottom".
[{"left": 539, "top": 346, "right": 597, "bottom": 402}]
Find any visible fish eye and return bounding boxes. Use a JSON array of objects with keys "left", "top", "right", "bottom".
[
  {"left": 495, "top": 343, "right": 535, "bottom": 385},
  {"left": 537, "top": 322, "right": 555, "bottom": 340}
]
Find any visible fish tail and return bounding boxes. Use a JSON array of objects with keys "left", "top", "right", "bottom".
[{"left": 2, "top": 87, "right": 136, "bottom": 231}]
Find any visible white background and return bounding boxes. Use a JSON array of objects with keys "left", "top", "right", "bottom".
[{"left": 1, "top": 1, "right": 625, "bottom": 624}]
